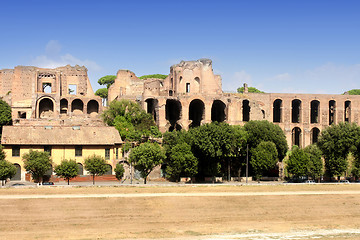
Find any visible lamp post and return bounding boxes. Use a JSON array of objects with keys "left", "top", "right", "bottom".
[{"left": 246, "top": 144, "right": 249, "bottom": 184}]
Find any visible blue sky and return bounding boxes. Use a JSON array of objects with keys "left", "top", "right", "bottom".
[{"left": 1, "top": 0, "right": 359, "bottom": 94}]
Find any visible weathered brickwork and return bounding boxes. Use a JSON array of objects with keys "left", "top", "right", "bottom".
[{"left": 109, "top": 59, "right": 360, "bottom": 148}]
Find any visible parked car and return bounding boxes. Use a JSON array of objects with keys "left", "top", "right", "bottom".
[
  {"left": 304, "top": 180, "right": 315, "bottom": 184},
  {"left": 42, "top": 182, "right": 54, "bottom": 185},
  {"left": 340, "top": 180, "right": 350, "bottom": 184}
]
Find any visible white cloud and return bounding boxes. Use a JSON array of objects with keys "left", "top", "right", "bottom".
[
  {"left": 270, "top": 73, "right": 291, "bottom": 82},
  {"left": 234, "top": 70, "right": 252, "bottom": 84},
  {"left": 30, "top": 41, "right": 101, "bottom": 72}
]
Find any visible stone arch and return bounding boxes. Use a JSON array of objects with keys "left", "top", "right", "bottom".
[
  {"left": 273, "top": 99, "right": 282, "bottom": 123},
  {"left": 77, "top": 163, "right": 83, "bottom": 175},
  {"left": 145, "top": 98, "right": 159, "bottom": 124},
  {"left": 242, "top": 100, "right": 250, "bottom": 122},
  {"left": 310, "top": 100, "right": 320, "bottom": 124},
  {"left": 87, "top": 100, "right": 99, "bottom": 115},
  {"left": 292, "top": 99, "right": 301, "bottom": 123},
  {"left": 292, "top": 127, "right": 302, "bottom": 147},
  {"left": 345, "top": 100, "right": 351, "bottom": 122},
  {"left": 105, "top": 164, "right": 112, "bottom": 175},
  {"left": 189, "top": 99, "right": 205, "bottom": 128},
  {"left": 211, "top": 100, "right": 226, "bottom": 122},
  {"left": 71, "top": 99, "right": 84, "bottom": 114},
  {"left": 11, "top": 163, "right": 21, "bottom": 180},
  {"left": 329, "top": 100, "right": 336, "bottom": 125},
  {"left": 60, "top": 98, "right": 68, "bottom": 114},
  {"left": 38, "top": 97, "right": 55, "bottom": 119},
  {"left": 166, "top": 99, "right": 182, "bottom": 131},
  {"left": 311, "top": 127, "right": 320, "bottom": 144}
]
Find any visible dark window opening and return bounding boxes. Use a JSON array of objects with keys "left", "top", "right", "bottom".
[
  {"left": 189, "top": 99, "right": 205, "bottom": 128},
  {"left": 116, "top": 148, "right": 119, "bottom": 160},
  {"left": 169, "top": 90, "right": 173, "bottom": 96},
  {"left": 311, "top": 128, "right": 320, "bottom": 144},
  {"left": 12, "top": 146, "right": 20, "bottom": 157},
  {"left": 71, "top": 99, "right": 84, "bottom": 114},
  {"left": 273, "top": 99, "right": 282, "bottom": 123},
  {"left": 60, "top": 99, "right": 68, "bottom": 114},
  {"left": 329, "top": 100, "right": 336, "bottom": 125},
  {"left": 310, "top": 100, "right": 320, "bottom": 124},
  {"left": 87, "top": 100, "right": 99, "bottom": 114},
  {"left": 242, "top": 100, "right": 250, "bottom": 122},
  {"left": 38, "top": 98, "right": 54, "bottom": 119},
  {"left": 345, "top": 100, "right": 351, "bottom": 122},
  {"left": 105, "top": 148, "right": 110, "bottom": 160},
  {"left": 75, "top": 146, "right": 82, "bottom": 157},
  {"left": 77, "top": 163, "right": 83, "bottom": 175},
  {"left": 211, "top": 100, "right": 226, "bottom": 122},
  {"left": 292, "top": 127, "right": 302, "bottom": 147},
  {"left": 292, "top": 99, "right": 301, "bottom": 123},
  {"left": 186, "top": 83, "right": 190, "bottom": 93},
  {"left": 44, "top": 146, "right": 52, "bottom": 156},
  {"left": 166, "top": 99, "right": 182, "bottom": 131},
  {"left": 18, "top": 111, "right": 26, "bottom": 119},
  {"left": 145, "top": 98, "right": 159, "bottom": 124}
]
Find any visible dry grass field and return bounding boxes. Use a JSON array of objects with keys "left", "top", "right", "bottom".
[{"left": 1, "top": 184, "right": 360, "bottom": 239}]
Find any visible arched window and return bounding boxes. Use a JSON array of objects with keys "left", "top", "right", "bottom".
[
  {"left": 273, "top": 99, "right": 282, "bottom": 123},
  {"left": 311, "top": 128, "right": 320, "bottom": 144},
  {"left": 310, "top": 100, "right": 320, "bottom": 123},
  {"left": 329, "top": 100, "right": 336, "bottom": 125},
  {"left": 71, "top": 99, "right": 84, "bottom": 114},
  {"left": 60, "top": 99, "right": 68, "bottom": 114},
  {"left": 211, "top": 100, "right": 226, "bottom": 122},
  {"left": 292, "top": 127, "right": 302, "bottom": 147},
  {"left": 38, "top": 98, "right": 54, "bottom": 119},
  {"left": 292, "top": 99, "right": 301, "bottom": 123},
  {"left": 189, "top": 99, "right": 205, "bottom": 128},
  {"left": 242, "top": 100, "right": 250, "bottom": 122},
  {"left": 166, "top": 99, "right": 182, "bottom": 131},
  {"left": 87, "top": 100, "right": 99, "bottom": 114},
  {"left": 345, "top": 100, "right": 351, "bottom": 122}
]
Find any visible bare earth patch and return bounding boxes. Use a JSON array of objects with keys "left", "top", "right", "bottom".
[{"left": 1, "top": 184, "right": 360, "bottom": 239}]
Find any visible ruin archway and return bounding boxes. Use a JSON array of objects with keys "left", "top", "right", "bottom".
[
  {"left": 311, "top": 127, "right": 320, "bottom": 144},
  {"left": 211, "top": 100, "right": 226, "bottom": 122},
  {"left": 145, "top": 98, "right": 159, "bottom": 124},
  {"left": 345, "top": 100, "right": 351, "bottom": 122},
  {"left": 242, "top": 100, "right": 250, "bottom": 122},
  {"left": 329, "top": 100, "right": 336, "bottom": 125},
  {"left": 166, "top": 99, "right": 182, "bottom": 131},
  {"left": 292, "top": 127, "right": 302, "bottom": 147},
  {"left": 71, "top": 99, "right": 84, "bottom": 114},
  {"left": 310, "top": 100, "right": 320, "bottom": 124},
  {"left": 11, "top": 164, "right": 21, "bottom": 180},
  {"left": 38, "top": 97, "right": 55, "bottom": 119},
  {"left": 77, "top": 163, "right": 83, "bottom": 175},
  {"left": 292, "top": 99, "right": 301, "bottom": 123},
  {"left": 189, "top": 99, "right": 205, "bottom": 128},
  {"left": 60, "top": 99, "right": 68, "bottom": 114},
  {"left": 273, "top": 99, "right": 282, "bottom": 123},
  {"left": 87, "top": 100, "right": 99, "bottom": 115}
]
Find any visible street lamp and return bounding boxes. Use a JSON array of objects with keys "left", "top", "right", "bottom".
[{"left": 246, "top": 144, "right": 249, "bottom": 184}]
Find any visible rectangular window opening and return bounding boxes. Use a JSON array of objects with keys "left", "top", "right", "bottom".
[
  {"left": 75, "top": 146, "right": 82, "bottom": 157},
  {"left": 43, "top": 83, "right": 52, "bottom": 93},
  {"left": 105, "top": 148, "right": 110, "bottom": 160},
  {"left": 68, "top": 84, "right": 77, "bottom": 95},
  {"left": 44, "top": 146, "right": 52, "bottom": 156},
  {"left": 186, "top": 83, "right": 190, "bottom": 93},
  {"left": 115, "top": 148, "right": 119, "bottom": 159},
  {"left": 12, "top": 146, "right": 20, "bottom": 157}
]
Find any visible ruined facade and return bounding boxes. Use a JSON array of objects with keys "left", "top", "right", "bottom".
[{"left": 109, "top": 59, "right": 360, "bottom": 149}]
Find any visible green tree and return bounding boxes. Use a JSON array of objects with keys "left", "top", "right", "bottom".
[
  {"left": 344, "top": 89, "right": 360, "bottom": 95},
  {"left": 98, "top": 75, "right": 116, "bottom": 88},
  {"left": 95, "top": 88, "right": 108, "bottom": 99},
  {"left": 317, "top": 122, "right": 360, "bottom": 179},
  {"left": 0, "top": 160, "right": 16, "bottom": 186},
  {"left": 114, "top": 163, "right": 125, "bottom": 181},
  {"left": 54, "top": 159, "right": 79, "bottom": 185},
  {"left": 237, "top": 86, "right": 264, "bottom": 93},
  {"left": 129, "top": 142, "right": 165, "bottom": 184},
  {"left": 244, "top": 120, "right": 288, "bottom": 161},
  {"left": 165, "top": 143, "right": 198, "bottom": 182},
  {"left": 286, "top": 146, "right": 308, "bottom": 179},
  {"left": 304, "top": 144, "right": 323, "bottom": 181},
  {"left": 22, "top": 150, "right": 52, "bottom": 183},
  {"left": 139, "top": 74, "right": 168, "bottom": 80},
  {"left": 0, "top": 100, "right": 12, "bottom": 135},
  {"left": 84, "top": 154, "right": 109, "bottom": 185},
  {"left": 251, "top": 141, "right": 278, "bottom": 180}
]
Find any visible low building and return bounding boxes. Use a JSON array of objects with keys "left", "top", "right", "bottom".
[{"left": 1, "top": 125, "right": 122, "bottom": 181}]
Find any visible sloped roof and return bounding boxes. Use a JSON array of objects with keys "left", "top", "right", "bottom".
[{"left": 1, "top": 126, "right": 122, "bottom": 145}]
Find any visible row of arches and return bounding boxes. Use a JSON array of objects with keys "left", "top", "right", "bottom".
[
  {"left": 273, "top": 99, "right": 352, "bottom": 125},
  {"left": 38, "top": 97, "right": 99, "bottom": 118},
  {"left": 292, "top": 127, "right": 320, "bottom": 147}
]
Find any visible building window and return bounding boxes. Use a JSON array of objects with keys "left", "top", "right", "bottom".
[
  {"left": 12, "top": 146, "right": 20, "bottom": 157},
  {"left": 186, "top": 83, "right": 190, "bottom": 93},
  {"left": 44, "top": 146, "right": 52, "bottom": 156},
  {"left": 105, "top": 148, "right": 110, "bottom": 160},
  {"left": 115, "top": 148, "right": 119, "bottom": 159},
  {"left": 75, "top": 146, "right": 82, "bottom": 157}
]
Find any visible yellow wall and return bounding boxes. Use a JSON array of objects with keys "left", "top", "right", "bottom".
[{"left": 4, "top": 144, "right": 123, "bottom": 181}]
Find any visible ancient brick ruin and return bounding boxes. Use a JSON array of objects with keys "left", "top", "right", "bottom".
[{"left": 109, "top": 58, "right": 360, "bottom": 148}]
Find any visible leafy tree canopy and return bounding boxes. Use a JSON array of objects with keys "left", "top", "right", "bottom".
[
  {"left": 244, "top": 120, "right": 288, "bottom": 160},
  {"left": 344, "top": 89, "right": 360, "bottom": 95},
  {"left": 237, "top": 86, "right": 264, "bottom": 93},
  {"left": 95, "top": 88, "right": 108, "bottom": 99},
  {"left": 54, "top": 159, "right": 79, "bottom": 185},
  {"left": 84, "top": 154, "right": 109, "bottom": 185},
  {"left": 0, "top": 100, "right": 12, "bottom": 127},
  {"left": 114, "top": 163, "right": 125, "bottom": 181},
  {"left": 286, "top": 145, "right": 309, "bottom": 179},
  {"left": 304, "top": 144, "right": 323, "bottom": 180},
  {"left": 139, "top": 74, "right": 168, "bottom": 80},
  {"left": 22, "top": 150, "right": 52, "bottom": 183},
  {"left": 251, "top": 141, "right": 278, "bottom": 179},
  {"left": 98, "top": 75, "right": 116, "bottom": 88},
  {"left": 0, "top": 160, "right": 16, "bottom": 185},
  {"left": 129, "top": 142, "right": 165, "bottom": 184}
]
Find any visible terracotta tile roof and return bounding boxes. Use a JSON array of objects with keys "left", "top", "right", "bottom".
[{"left": 1, "top": 126, "right": 122, "bottom": 145}]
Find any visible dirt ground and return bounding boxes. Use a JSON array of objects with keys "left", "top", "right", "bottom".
[{"left": 1, "top": 184, "right": 360, "bottom": 239}]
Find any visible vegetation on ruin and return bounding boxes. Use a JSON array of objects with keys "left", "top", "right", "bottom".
[
  {"left": 98, "top": 75, "right": 116, "bottom": 88},
  {"left": 129, "top": 142, "right": 165, "bottom": 184},
  {"left": 237, "top": 86, "right": 264, "bottom": 93},
  {"left": 344, "top": 89, "right": 360, "bottom": 95},
  {"left": 0, "top": 145, "right": 16, "bottom": 186},
  {"left": 114, "top": 163, "right": 125, "bottom": 181},
  {"left": 139, "top": 74, "right": 168, "bottom": 80},
  {"left": 54, "top": 159, "right": 79, "bottom": 185},
  {"left": 22, "top": 150, "right": 52, "bottom": 183},
  {"left": 102, "top": 99, "right": 161, "bottom": 142},
  {"left": 84, "top": 154, "right": 109, "bottom": 185}
]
